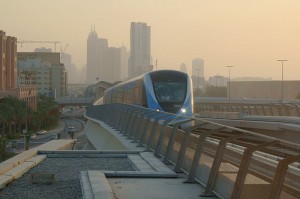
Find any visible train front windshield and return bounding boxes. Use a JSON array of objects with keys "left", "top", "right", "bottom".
[
  {"left": 150, "top": 71, "right": 187, "bottom": 113},
  {"left": 153, "top": 82, "right": 186, "bottom": 102}
]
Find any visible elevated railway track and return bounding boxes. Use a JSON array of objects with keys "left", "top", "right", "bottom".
[{"left": 86, "top": 103, "right": 300, "bottom": 199}]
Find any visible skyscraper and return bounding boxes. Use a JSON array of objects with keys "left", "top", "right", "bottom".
[
  {"left": 128, "top": 22, "right": 152, "bottom": 78},
  {"left": 86, "top": 27, "right": 130, "bottom": 84},
  {"left": 192, "top": 58, "right": 205, "bottom": 89},
  {"left": 86, "top": 27, "right": 99, "bottom": 84},
  {"left": 180, "top": 63, "right": 187, "bottom": 73}
]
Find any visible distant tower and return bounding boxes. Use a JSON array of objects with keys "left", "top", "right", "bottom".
[
  {"left": 86, "top": 26, "right": 99, "bottom": 84},
  {"left": 128, "top": 22, "right": 152, "bottom": 78},
  {"left": 192, "top": 58, "right": 205, "bottom": 89},
  {"left": 120, "top": 46, "right": 129, "bottom": 80},
  {"left": 180, "top": 63, "right": 187, "bottom": 73}
]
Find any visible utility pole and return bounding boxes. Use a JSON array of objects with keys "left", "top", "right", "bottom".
[
  {"left": 277, "top": 60, "right": 287, "bottom": 101},
  {"left": 226, "top": 66, "right": 235, "bottom": 102}
]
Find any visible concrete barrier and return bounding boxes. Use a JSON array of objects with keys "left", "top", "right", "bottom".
[
  {"left": 84, "top": 118, "right": 131, "bottom": 150},
  {"left": 0, "top": 139, "right": 75, "bottom": 189}
]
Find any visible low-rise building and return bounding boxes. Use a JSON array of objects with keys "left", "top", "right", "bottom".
[
  {"left": 230, "top": 80, "right": 300, "bottom": 100},
  {"left": 207, "top": 75, "right": 228, "bottom": 87},
  {"left": 18, "top": 52, "right": 67, "bottom": 98}
]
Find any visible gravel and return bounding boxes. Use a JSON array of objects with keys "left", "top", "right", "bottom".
[{"left": 0, "top": 157, "right": 136, "bottom": 199}]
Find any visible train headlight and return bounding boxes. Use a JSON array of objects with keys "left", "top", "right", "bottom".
[
  {"left": 181, "top": 108, "right": 186, "bottom": 113},
  {"left": 156, "top": 108, "right": 160, "bottom": 112}
]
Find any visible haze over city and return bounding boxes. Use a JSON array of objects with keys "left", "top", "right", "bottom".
[{"left": 2, "top": 0, "right": 300, "bottom": 81}]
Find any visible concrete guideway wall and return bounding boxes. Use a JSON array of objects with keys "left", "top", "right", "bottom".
[
  {"left": 84, "top": 117, "right": 128, "bottom": 150},
  {"left": 85, "top": 103, "right": 300, "bottom": 199}
]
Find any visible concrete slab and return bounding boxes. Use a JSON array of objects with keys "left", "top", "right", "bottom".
[
  {"left": 36, "top": 139, "right": 74, "bottom": 150},
  {"left": 140, "top": 152, "right": 175, "bottom": 173},
  {"left": 4, "top": 161, "right": 35, "bottom": 179},
  {"left": 0, "top": 163, "right": 15, "bottom": 175},
  {"left": 80, "top": 171, "right": 115, "bottom": 199},
  {"left": 25, "top": 155, "right": 47, "bottom": 165},
  {"left": 0, "top": 175, "right": 13, "bottom": 189},
  {"left": 109, "top": 176, "right": 218, "bottom": 199}
]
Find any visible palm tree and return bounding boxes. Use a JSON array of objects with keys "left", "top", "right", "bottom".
[{"left": 0, "top": 98, "right": 14, "bottom": 137}]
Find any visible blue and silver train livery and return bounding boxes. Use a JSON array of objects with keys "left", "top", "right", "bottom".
[{"left": 103, "top": 70, "right": 193, "bottom": 116}]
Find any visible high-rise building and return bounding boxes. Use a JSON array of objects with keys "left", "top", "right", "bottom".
[
  {"left": 120, "top": 46, "right": 129, "bottom": 81},
  {"left": 61, "top": 51, "right": 79, "bottom": 84},
  {"left": 191, "top": 58, "right": 205, "bottom": 89},
  {"left": 86, "top": 27, "right": 99, "bottom": 84},
  {"left": 180, "top": 63, "right": 187, "bottom": 73},
  {"left": 86, "top": 28, "right": 129, "bottom": 83},
  {"left": 128, "top": 22, "right": 152, "bottom": 78}
]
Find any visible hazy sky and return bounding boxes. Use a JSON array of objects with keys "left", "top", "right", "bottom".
[{"left": 2, "top": 0, "right": 300, "bottom": 80}]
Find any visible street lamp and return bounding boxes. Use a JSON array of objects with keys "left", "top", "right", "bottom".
[
  {"left": 226, "top": 66, "right": 235, "bottom": 102},
  {"left": 24, "top": 88, "right": 32, "bottom": 150},
  {"left": 277, "top": 60, "right": 287, "bottom": 101},
  {"left": 194, "top": 68, "right": 201, "bottom": 91},
  {"left": 21, "top": 71, "right": 32, "bottom": 150}
]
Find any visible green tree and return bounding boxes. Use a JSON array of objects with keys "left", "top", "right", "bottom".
[
  {"left": 35, "top": 96, "right": 60, "bottom": 130},
  {"left": 0, "top": 137, "right": 9, "bottom": 161},
  {"left": 0, "top": 95, "right": 60, "bottom": 137},
  {"left": 2, "top": 97, "right": 28, "bottom": 137}
]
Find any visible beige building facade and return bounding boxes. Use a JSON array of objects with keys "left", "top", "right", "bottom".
[
  {"left": 230, "top": 81, "right": 300, "bottom": 100},
  {"left": 18, "top": 52, "right": 67, "bottom": 98}
]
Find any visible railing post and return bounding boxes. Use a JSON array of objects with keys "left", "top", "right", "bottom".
[
  {"left": 185, "top": 127, "right": 226, "bottom": 183},
  {"left": 174, "top": 128, "right": 191, "bottom": 172},
  {"left": 107, "top": 104, "right": 118, "bottom": 126},
  {"left": 127, "top": 109, "right": 144, "bottom": 139},
  {"left": 112, "top": 104, "right": 123, "bottom": 128},
  {"left": 231, "top": 140, "right": 278, "bottom": 199},
  {"left": 154, "top": 117, "right": 177, "bottom": 157},
  {"left": 122, "top": 108, "right": 133, "bottom": 135},
  {"left": 174, "top": 122, "right": 206, "bottom": 173},
  {"left": 123, "top": 108, "right": 140, "bottom": 136},
  {"left": 120, "top": 107, "right": 133, "bottom": 135},
  {"left": 117, "top": 106, "right": 129, "bottom": 131},
  {"left": 145, "top": 114, "right": 171, "bottom": 152},
  {"left": 132, "top": 110, "right": 153, "bottom": 143},
  {"left": 202, "top": 134, "right": 243, "bottom": 196},
  {"left": 268, "top": 155, "right": 300, "bottom": 199},
  {"left": 138, "top": 112, "right": 161, "bottom": 147},
  {"left": 163, "top": 119, "right": 194, "bottom": 164}
]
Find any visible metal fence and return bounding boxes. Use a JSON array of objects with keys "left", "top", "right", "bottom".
[{"left": 86, "top": 103, "right": 300, "bottom": 199}]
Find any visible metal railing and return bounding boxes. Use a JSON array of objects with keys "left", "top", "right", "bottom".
[{"left": 86, "top": 103, "right": 300, "bottom": 199}]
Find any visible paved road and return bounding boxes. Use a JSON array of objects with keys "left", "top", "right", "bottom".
[{"left": 7, "top": 117, "right": 86, "bottom": 152}]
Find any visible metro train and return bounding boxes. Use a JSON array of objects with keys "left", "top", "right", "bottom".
[{"left": 103, "top": 70, "right": 193, "bottom": 116}]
